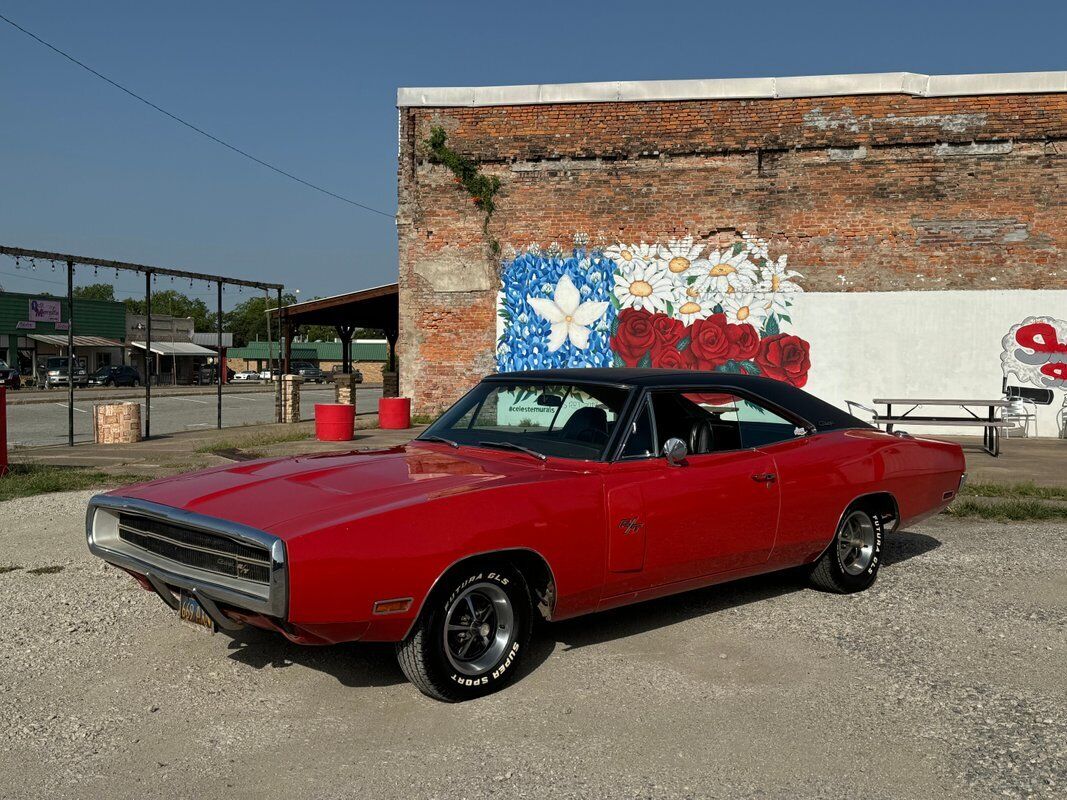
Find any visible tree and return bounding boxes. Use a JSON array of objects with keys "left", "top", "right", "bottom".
[
  {"left": 72, "top": 283, "right": 116, "bottom": 301},
  {"left": 225, "top": 292, "right": 298, "bottom": 347},
  {"left": 124, "top": 290, "right": 216, "bottom": 332}
]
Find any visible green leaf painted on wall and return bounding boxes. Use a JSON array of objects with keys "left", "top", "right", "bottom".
[
  {"left": 676, "top": 336, "right": 691, "bottom": 351},
  {"left": 732, "top": 242, "right": 744, "bottom": 256},
  {"left": 664, "top": 300, "right": 674, "bottom": 316},
  {"left": 609, "top": 292, "right": 622, "bottom": 310},
  {"left": 612, "top": 352, "right": 626, "bottom": 368},
  {"left": 610, "top": 314, "right": 620, "bottom": 337},
  {"left": 763, "top": 314, "right": 780, "bottom": 337},
  {"left": 637, "top": 351, "right": 652, "bottom": 368},
  {"left": 738, "top": 359, "right": 760, "bottom": 375},
  {"left": 712, "top": 303, "right": 724, "bottom": 315}
]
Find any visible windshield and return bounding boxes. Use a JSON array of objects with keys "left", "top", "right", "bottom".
[
  {"left": 421, "top": 380, "right": 631, "bottom": 461},
  {"left": 0, "top": 360, "right": 8, "bottom": 370}
]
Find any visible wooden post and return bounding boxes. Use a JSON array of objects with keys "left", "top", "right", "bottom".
[{"left": 0, "top": 386, "right": 8, "bottom": 477}]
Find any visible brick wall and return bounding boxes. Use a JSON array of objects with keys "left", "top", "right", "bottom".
[{"left": 398, "top": 91, "right": 1067, "bottom": 412}]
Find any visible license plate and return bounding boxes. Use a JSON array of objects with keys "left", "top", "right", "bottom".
[{"left": 178, "top": 591, "right": 216, "bottom": 634}]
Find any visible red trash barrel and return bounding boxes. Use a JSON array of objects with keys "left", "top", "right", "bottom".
[
  {"left": 378, "top": 397, "right": 411, "bottom": 429},
  {"left": 315, "top": 403, "right": 355, "bottom": 441}
]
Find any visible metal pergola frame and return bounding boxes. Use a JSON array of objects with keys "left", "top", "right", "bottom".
[{"left": 1, "top": 245, "right": 285, "bottom": 446}]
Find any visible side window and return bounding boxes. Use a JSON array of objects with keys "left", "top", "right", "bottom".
[
  {"left": 621, "top": 399, "right": 656, "bottom": 459},
  {"left": 646, "top": 391, "right": 801, "bottom": 456},
  {"left": 733, "top": 397, "right": 800, "bottom": 448}
]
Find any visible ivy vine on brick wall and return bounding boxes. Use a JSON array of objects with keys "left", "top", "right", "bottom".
[{"left": 425, "top": 126, "right": 501, "bottom": 257}]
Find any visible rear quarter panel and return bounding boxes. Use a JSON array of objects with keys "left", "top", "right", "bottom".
[
  {"left": 766, "top": 429, "right": 964, "bottom": 566},
  {"left": 281, "top": 466, "right": 607, "bottom": 642}
]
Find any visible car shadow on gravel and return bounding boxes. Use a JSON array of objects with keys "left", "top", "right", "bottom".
[
  {"left": 547, "top": 529, "right": 941, "bottom": 652},
  {"left": 213, "top": 531, "right": 940, "bottom": 690},
  {"left": 223, "top": 628, "right": 406, "bottom": 688}
]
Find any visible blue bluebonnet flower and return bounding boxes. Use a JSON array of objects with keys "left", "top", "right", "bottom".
[{"left": 496, "top": 250, "right": 618, "bottom": 373}]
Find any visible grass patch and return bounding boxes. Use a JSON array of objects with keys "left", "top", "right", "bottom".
[
  {"left": 0, "top": 465, "right": 144, "bottom": 503},
  {"left": 194, "top": 429, "right": 311, "bottom": 455},
  {"left": 946, "top": 497, "right": 1067, "bottom": 522},
  {"left": 410, "top": 414, "right": 437, "bottom": 425},
  {"left": 961, "top": 481, "right": 1067, "bottom": 501}
]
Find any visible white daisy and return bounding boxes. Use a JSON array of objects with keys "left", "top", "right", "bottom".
[
  {"left": 756, "top": 255, "right": 804, "bottom": 314},
  {"left": 721, "top": 292, "right": 769, "bottom": 328},
  {"left": 657, "top": 236, "right": 708, "bottom": 276},
  {"left": 527, "top": 275, "right": 609, "bottom": 352},
  {"left": 613, "top": 260, "right": 676, "bottom": 313},
  {"left": 603, "top": 242, "right": 659, "bottom": 267},
  {"left": 741, "top": 232, "right": 770, "bottom": 261},
  {"left": 693, "top": 247, "right": 759, "bottom": 295},
  {"left": 671, "top": 284, "right": 715, "bottom": 325}
]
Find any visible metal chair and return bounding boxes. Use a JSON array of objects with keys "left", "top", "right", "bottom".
[{"left": 1002, "top": 397, "right": 1036, "bottom": 438}]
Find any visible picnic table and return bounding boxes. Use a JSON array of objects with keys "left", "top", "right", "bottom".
[{"left": 871, "top": 398, "right": 1011, "bottom": 457}]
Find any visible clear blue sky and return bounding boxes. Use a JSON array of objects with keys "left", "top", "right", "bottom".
[{"left": 1, "top": 0, "right": 1064, "bottom": 308}]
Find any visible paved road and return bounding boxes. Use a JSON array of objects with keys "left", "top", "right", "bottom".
[
  {"left": 6, "top": 385, "right": 382, "bottom": 446},
  {"left": 1, "top": 495, "right": 1064, "bottom": 799}
]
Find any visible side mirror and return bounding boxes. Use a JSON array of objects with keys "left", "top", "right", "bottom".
[{"left": 663, "top": 437, "right": 688, "bottom": 466}]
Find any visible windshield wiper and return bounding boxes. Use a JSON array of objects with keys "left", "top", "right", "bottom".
[
  {"left": 477, "top": 440, "right": 547, "bottom": 461},
  {"left": 419, "top": 434, "right": 460, "bottom": 449}
]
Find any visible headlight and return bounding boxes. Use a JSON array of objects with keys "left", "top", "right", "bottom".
[{"left": 48, "top": 370, "right": 60, "bottom": 376}]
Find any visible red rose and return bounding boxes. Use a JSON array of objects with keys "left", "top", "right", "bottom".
[
  {"left": 650, "top": 313, "right": 685, "bottom": 348},
  {"left": 611, "top": 308, "right": 658, "bottom": 366},
  {"left": 755, "top": 334, "right": 811, "bottom": 387},
  {"left": 688, "top": 314, "right": 731, "bottom": 370},
  {"left": 725, "top": 323, "right": 760, "bottom": 361},
  {"left": 651, "top": 343, "right": 695, "bottom": 369}
]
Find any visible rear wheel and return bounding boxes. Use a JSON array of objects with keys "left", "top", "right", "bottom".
[
  {"left": 809, "top": 507, "right": 883, "bottom": 593},
  {"left": 396, "top": 564, "right": 532, "bottom": 702}
]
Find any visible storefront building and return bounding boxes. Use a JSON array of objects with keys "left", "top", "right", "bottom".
[{"left": 0, "top": 291, "right": 126, "bottom": 380}]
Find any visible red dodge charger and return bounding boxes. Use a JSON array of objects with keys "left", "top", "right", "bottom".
[{"left": 87, "top": 369, "right": 965, "bottom": 701}]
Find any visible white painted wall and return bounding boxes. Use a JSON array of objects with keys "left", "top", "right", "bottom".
[{"left": 791, "top": 290, "right": 1067, "bottom": 438}]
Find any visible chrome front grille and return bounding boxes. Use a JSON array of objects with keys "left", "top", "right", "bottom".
[
  {"left": 118, "top": 513, "right": 272, "bottom": 584},
  {"left": 87, "top": 495, "right": 287, "bottom": 618}
]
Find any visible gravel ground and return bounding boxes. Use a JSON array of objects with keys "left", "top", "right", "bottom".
[{"left": 1, "top": 489, "right": 1064, "bottom": 799}]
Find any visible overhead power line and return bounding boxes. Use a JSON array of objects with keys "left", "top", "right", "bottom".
[{"left": 0, "top": 12, "right": 396, "bottom": 219}]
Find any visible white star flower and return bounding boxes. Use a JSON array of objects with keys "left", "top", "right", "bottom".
[{"left": 527, "top": 275, "right": 609, "bottom": 352}]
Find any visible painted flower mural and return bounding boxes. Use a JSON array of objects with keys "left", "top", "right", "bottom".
[{"left": 497, "top": 233, "right": 811, "bottom": 387}]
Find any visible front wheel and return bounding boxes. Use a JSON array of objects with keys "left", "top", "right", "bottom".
[
  {"left": 809, "top": 507, "right": 884, "bottom": 593},
  {"left": 396, "top": 564, "right": 532, "bottom": 702}
]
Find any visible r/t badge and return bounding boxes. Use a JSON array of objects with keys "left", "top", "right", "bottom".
[{"left": 618, "top": 518, "right": 644, "bottom": 536}]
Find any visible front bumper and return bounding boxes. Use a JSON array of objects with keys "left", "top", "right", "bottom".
[{"left": 86, "top": 494, "right": 288, "bottom": 620}]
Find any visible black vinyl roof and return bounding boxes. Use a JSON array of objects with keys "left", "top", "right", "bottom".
[{"left": 484, "top": 368, "right": 870, "bottom": 431}]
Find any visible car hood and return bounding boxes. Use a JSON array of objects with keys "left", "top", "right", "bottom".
[{"left": 110, "top": 443, "right": 568, "bottom": 538}]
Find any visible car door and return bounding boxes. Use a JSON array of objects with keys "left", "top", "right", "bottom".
[{"left": 601, "top": 390, "right": 782, "bottom": 600}]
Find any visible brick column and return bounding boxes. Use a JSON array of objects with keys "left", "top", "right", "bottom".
[
  {"left": 279, "top": 375, "right": 303, "bottom": 423},
  {"left": 334, "top": 372, "right": 358, "bottom": 407},
  {"left": 93, "top": 402, "right": 143, "bottom": 444},
  {"left": 382, "top": 370, "right": 399, "bottom": 398}
]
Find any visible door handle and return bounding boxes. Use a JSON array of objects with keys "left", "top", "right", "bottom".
[{"left": 751, "top": 473, "right": 777, "bottom": 483}]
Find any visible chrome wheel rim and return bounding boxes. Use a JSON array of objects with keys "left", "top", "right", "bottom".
[
  {"left": 838, "top": 510, "right": 876, "bottom": 576},
  {"left": 443, "top": 582, "right": 514, "bottom": 676}
]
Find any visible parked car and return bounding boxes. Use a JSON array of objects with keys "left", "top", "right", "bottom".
[
  {"left": 195, "top": 365, "right": 235, "bottom": 385},
  {"left": 37, "top": 357, "right": 88, "bottom": 389},
  {"left": 85, "top": 369, "right": 965, "bottom": 702},
  {"left": 232, "top": 370, "right": 260, "bottom": 382},
  {"left": 88, "top": 365, "right": 142, "bottom": 387},
  {"left": 0, "top": 359, "right": 21, "bottom": 390},
  {"left": 292, "top": 361, "right": 326, "bottom": 383},
  {"left": 329, "top": 364, "right": 363, "bottom": 383},
  {"left": 259, "top": 368, "right": 281, "bottom": 381}
]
